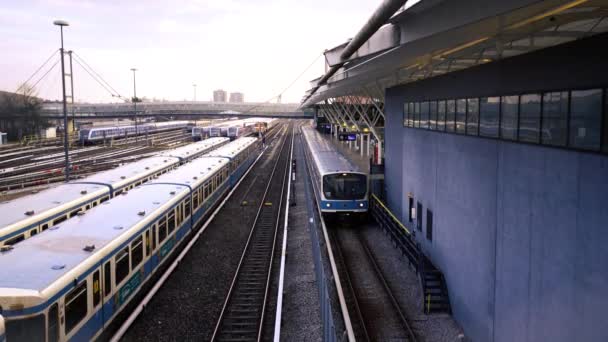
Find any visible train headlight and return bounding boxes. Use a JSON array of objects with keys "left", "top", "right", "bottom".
[
  {"left": 359, "top": 203, "right": 364, "bottom": 207},
  {"left": 326, "top": 203, "right": 331, "bottom": 208}
]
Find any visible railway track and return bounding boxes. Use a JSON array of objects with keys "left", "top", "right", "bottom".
[
  {"left": 211, "top": 123, "right": 291, "bottom": 341},
  {"left": 331, "top": 226, "right": 417, "bottom": 342}
]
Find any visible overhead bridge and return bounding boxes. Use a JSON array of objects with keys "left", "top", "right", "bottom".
[{"left": 35, "top": 101, "right": 313, "bottom": 120}]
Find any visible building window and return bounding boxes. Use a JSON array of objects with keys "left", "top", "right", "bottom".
[
  {"left": 426, "top": 209, "right": 433, "bottom": 241},
  {"left": 408, "top": 197, "right": 414, "bottom": 222},
  {"left": 604, "top": 90, "right": 608, "bottom": 154},
  {"left": 542, "top": 91, "right": 569, "bottom": 146},
  {"left": 409, "top": 103, "right": 415, "bottom": 127},
  {"left": 429, "top": 101, "right": 438, "bottom": 130},
  {"left": 416, "top": 202, "right": 422, "bottom": 231},
  {"left": 519, "top": 94, "right": 542, "bottom": 143},
  {"left": 456, "top": 99, "right": 467, "bottom": 134},
  {"left": 437, "top": 100, "right": 446, "bottom": 131},
  {"left": 569, "top": 89, "right": 602, "bottom": 151},
  {"left": 414, "top": 102, "right": 421, "bottom": 128},
  {"left": 480, "top": 96, "right": 500, "bottom": 138},
  {"left": 446, "top": 100, "right": 456, "bottom": 132},
  {"left": 501, "top": 95, "right": 519, "bottom": 140},
  {"left": 467, "top": 98, "right": 479, "bottom": 136},
  {"left": 403, "top": 102, "right": 408, "bottom": 127},
  {"left": 420, "top": 101, "right": 430, "bottom": 129}
]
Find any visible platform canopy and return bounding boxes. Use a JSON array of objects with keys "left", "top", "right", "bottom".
[{"left": 302, "top": 0, "right": 608, "bottom": 107}]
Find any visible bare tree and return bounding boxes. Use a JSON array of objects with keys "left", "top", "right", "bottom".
[{"left": 0, "top": 85, "right": 49, "bottom": 140}]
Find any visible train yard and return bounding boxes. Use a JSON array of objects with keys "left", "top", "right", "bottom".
[{"left": 0, "top": 119, "right": 462, "bottom": 342}]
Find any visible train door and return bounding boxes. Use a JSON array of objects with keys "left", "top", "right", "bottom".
[{"left": 91, "top": 269, "right": 103, "bottom": 331}]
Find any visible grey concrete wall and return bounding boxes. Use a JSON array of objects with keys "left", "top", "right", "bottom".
[{"left": 383, "top": 34, "right": 608, "bottom": 341}]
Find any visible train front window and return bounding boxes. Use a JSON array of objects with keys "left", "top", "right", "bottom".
[
  {"left": 323, "top": 173, "right": 367, "bottom": 200},
  {"left": 6, "top": 314, "right": 45, "bottom": 341}
]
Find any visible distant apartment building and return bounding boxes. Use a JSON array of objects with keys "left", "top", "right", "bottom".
[
  {"left": 213, "top": 89, "right": 227, "bottom": 102},
  {"left": 229, "top": 92, "right": 244, "bottom": 103}
]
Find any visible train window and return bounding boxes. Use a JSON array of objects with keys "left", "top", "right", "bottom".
[
  {"left": 42, "top": 223, "right": 49, "bottom": 231},
  {"left": 6, "top": 234, "right": 24, "bottom": 245},
  {"left": 159, "top": 217, "right": 167, "bottom": 242},
  {"left": 480, "top": 97, "right": 500, "bottom": 138},
  {"left": 104, "top": 261, "right": 112, "bottom": 297},
  {"left": 92, "top": 270, "right": 101, "bottom": 307},
  {"left": 185, "top": 198, "right": 191, "bottom": 217},
  {"left": 322, "top": 174, "right": 367, "bottom": 200},
  {"left": 501, "top": 95, "right": 519, "bottom": 140},
  {"left": 542, "top": 91, "right": 569, "bottom": 146},
  {"left": 115, "top": 247, "right": 130, "bottom": 285},
  {"left": 53, "top": 215, "right": 67, "bottom": 225},
  {"left": 426, "top": 209, "right": 433, "bottom": 241},
  {"left": 131, "top": 236, "right": 144, "bottom": 269},
  {"left": 115, "top": 190, "right": 123, "bottom": 196},
  {"left": 48, "top": 303, "right": 59, "bottom": 342},
  {"left": 456, "top": 99, "right": 466, "bottom": 134},
  {"left": 30, "top": 228, "right": 38, "bottom": 237},
  {"left": 466, "top": 98, "right": 479, "bottom": 136},
  {"left": 6, "top": 313, "right": 45, "bottom": 341},
  {"left": 100, "top": 196, "right": 109, "bottom": 203},
  {"left": 145, "top": 230, "right": 151, "bottom": 256},
  {"left": 519, "top": 94, "right": 542, "bottom": 143},
  {"left": 168, "top": 212, "right": 176, "bottom": 233},
  {"left": 416, "top": 202, "right": 422, "bottom": 231},
  {"left": 570, "top": 89, "right": 602, "bottom": 151},
  {"left": 151, "top": 225, "right": 157, "bottom": 251},
  {"left": 69, "top": 209, "right": 81, "bottom": 218},
  {"left": 446, "top": 100, "right": 456, "bottom": 132},
  {"left": 65, "top": 281, "right": 88, "bottom": 333}
]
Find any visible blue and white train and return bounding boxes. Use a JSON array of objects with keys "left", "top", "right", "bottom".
[
  {"left": 0, "top": 137, "right": 260, "bottom": 342},
  {"left": 79, "top": 121, "right": 192, "bottom": 144},
  {"left": 301, "top": 125, "right": 368, "bottom": 214},
  {"left": 0, "top": 138, "right": 229, "bottom": 247}
]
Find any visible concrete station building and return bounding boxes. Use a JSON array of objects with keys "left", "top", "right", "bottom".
[{"left": 303, "top": 1, "right": 608, "bottom": 341}]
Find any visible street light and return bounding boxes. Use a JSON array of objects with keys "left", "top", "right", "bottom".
[
  {"left": 193, "top": 83, "right": 197, "bottom": 101},
  {"left": 131, "top": 68, "right": 138, "bottom": 142},
  {"left": 54, "top": 19, "right": 70, "bottom": 182}
]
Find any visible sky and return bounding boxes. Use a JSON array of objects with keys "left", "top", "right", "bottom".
[{"left": 0, "top": 0, "right": 383, "bottom": 104}]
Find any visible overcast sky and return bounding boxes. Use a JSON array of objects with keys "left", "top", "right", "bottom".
[{"left": 0, "top": 0, "right": 387, "bottom": 104}]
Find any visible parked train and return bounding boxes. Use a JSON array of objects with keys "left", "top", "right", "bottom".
[
  {"left": 301, "top": 125, "right": 368, "bottom": 214},
  {"left": 193, "top": 118, "right": 278, "bottom": 141},
  {"left": 79, "top": 121, "right": 192, "bottom": 144},
  {"left": 0, "top": 138, "right": 229, "bottom": 247},
  {"left": 0, "top": 137, "right": 260, "bottom": 342}
]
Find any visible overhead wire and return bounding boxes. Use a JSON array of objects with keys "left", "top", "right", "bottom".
[
  {"left": 72, "top": 52, "right": 127, "bottom": 100},
  {"left": 242, "top": 51, "right": 323, "bottom": 113},
  {"left": 15, "top": 49, "right": 59, "bottom": 94},
  {"left": 71, "top": 57, "right": 117, "bottom": 99}
]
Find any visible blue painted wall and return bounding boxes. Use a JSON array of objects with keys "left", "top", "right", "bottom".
[{"left": 383, "top": 34, "right": 608, "bottom": 342}]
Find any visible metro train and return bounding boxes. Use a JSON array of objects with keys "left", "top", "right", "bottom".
[
  {"left": 79, "top": 121, "right": 192, "bottom": 144},
  {"left": 0, "top": 137, "right": 260, "bottom": 342},
  {"left": 191, "top": 126, "right": 211, "bottom": 141},
  {"left": 301, "top": 125, "right": 368, "bottom": 214},
  {"left": 0, "top": 138, "right": 229, "bottom": 247}
]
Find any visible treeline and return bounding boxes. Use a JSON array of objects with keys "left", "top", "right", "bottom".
[{"left": 0, "top": 87, "right": 49, "bottom": 141}]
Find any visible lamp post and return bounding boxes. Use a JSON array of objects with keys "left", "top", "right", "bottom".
[
  {"left": 54, "top": 19, "right": 70, "bottom": 182},
  {"left": 131, "top": 68, "right": 138, "bottom": 142},
  {"left": 193, "top": 83, "right": 197, "bottom": 101}
]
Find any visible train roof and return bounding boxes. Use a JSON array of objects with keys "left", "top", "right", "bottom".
[
  {"left": 0, "top": 183, "right": 108, "bottom": 232},
  {"left": 76, "top": 156, "right": 179, "bottom": 189},
  {"left": 0, "top": 184, "right": 189, "bottom": 295},
  {"left": 204, "top": 137, "right": 257, "bottom": 159},
  {"left": 301, "top": 126, "right": 364, "bottom": 175},
  {"left": 148, "top": 156, "right": 228, "bottom": 187},
  {"left": 157, "top": 137, "right": 229, "bottom": 159}
]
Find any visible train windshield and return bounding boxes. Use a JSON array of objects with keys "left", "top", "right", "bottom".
[
  {"left": 5, "top": 314, "right": 45, "bottom": 342},
  {"left": 323, "top": 173, "right": 367, "bottom": 200}
]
